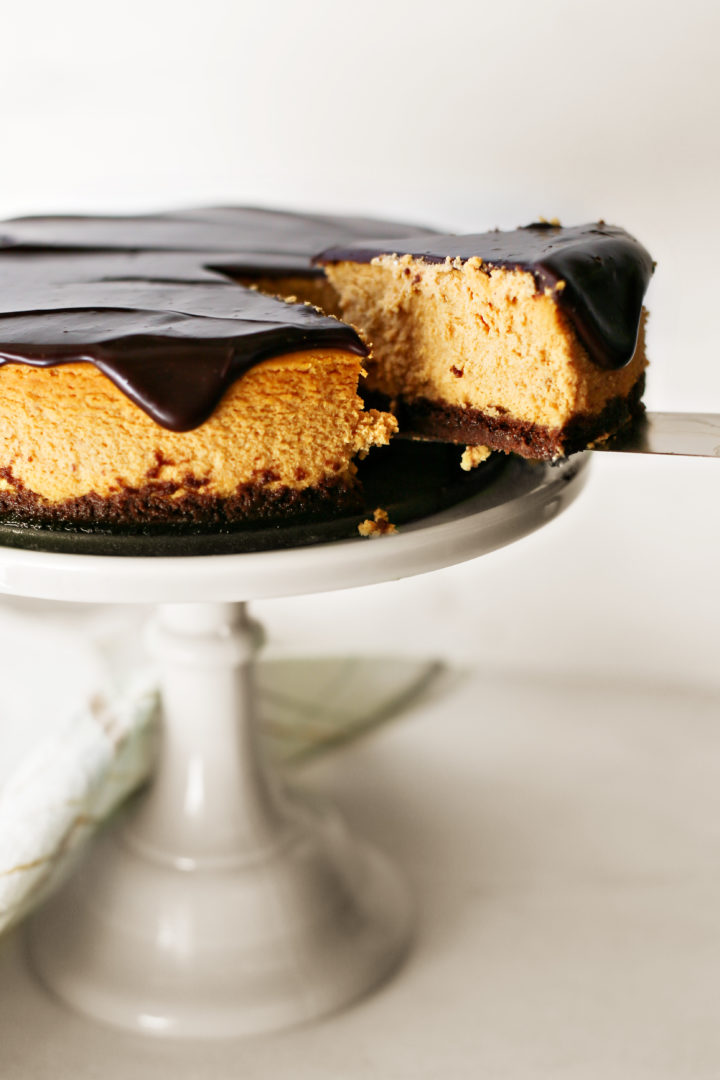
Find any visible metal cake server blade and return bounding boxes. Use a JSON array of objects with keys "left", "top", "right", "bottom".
[{"left": 593, "top": 412, "right": 720, "bottom": 457}]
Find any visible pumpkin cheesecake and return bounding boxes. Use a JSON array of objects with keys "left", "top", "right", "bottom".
[
  {"left": 0, "top": 209, "right": 653, "bottom": 530},
  {"left": 318, "top": 222, "right": 654, "bottom": 460}
]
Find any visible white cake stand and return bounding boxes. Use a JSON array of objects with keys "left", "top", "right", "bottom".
[{"left": 0, "top": 451, "right": 589, "bottom": 1039}]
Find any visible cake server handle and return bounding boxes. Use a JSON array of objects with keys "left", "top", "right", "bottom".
[{"left": 593, "top": 412, "right": 720, "bottom": 457}]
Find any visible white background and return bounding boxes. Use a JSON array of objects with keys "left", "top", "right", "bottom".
[
  {"left": 3, "top": 0, "right": 710, "bottom": 686},
  {"left": 1, "top": 2, "right": 720, "bottom": 1074}
]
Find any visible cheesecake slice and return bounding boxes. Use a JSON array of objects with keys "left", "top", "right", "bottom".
[{"left": 317, "top": 222, "right": 654, "bottom": 460}]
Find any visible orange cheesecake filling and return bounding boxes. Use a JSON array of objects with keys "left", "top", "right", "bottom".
[
  {"left": 324, "top": 255, "right": 648, "bottom": 437},
  {"left": 0, "top": 350, "right": 397, "bottom": 508}
]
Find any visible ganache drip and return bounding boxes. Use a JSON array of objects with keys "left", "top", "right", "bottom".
[
  {"left": 0, "top": 210, "right": 653, "bottom": 430},
  {"left": 317, "top": 221, "right": 655, "bottom": 370},
  {"left": 0, "top": 208, "right": 439, "bottom": 431}
]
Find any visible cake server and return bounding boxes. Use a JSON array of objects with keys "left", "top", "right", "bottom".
[{"left": 592, "top": 412, "right": 720, "bottom": 457}]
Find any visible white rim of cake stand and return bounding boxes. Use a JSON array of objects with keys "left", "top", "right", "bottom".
[
  {"left": 22, "top": 455, "right": 590, "bottom": 1040},
  {"left": 0, "top": 455, "right": 589, "bottom": 604}
]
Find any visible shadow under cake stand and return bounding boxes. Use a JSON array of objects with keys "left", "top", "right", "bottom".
[{"left": 0, "top": 445, "right": 590, "bottom": 1039}]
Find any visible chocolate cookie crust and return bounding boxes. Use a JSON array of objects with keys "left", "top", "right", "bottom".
[
  {"left": 0, "top": 468, "right": 361, "bottom": 529},
  {"left": 369, "top": 375, "right": 646, "bottom": 461}
]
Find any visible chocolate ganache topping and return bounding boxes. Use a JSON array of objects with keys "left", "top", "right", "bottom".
[
  {"left": 0, "top": 207, "right": 437, "bottom": 431},
  {"left": 0, "top": 210, "right": 653, "bottom": 432},
  {"left": 317, "top": 221, "right": 655, "bottom": 371}
]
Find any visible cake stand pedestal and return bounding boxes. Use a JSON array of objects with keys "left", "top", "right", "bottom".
[
  {"left": 29, "top": 600, "right": 409, "bottom": 1037},
  {"left": 0, "top": 451, "right": 589, "bottom": 1039}
]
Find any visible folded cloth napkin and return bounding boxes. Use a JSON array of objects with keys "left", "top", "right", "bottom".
[
  {"left": 0, "top": 679, "right": 157, "bottom": 935},
  {"left": 0, "top": 601, "right": 445, "bottom": 937}
]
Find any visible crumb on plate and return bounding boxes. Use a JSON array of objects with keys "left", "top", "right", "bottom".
[
  {"left": 358, "top": 507, "right": 397, "bottom": 537},
  {"left": 460, "top": 445, "right": 492, "bottom": 471}
]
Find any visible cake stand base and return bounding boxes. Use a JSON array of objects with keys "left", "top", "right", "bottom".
[
  {"left": 27, "top": 602, "right": 411, "bottom": 1038},
  {"left": 11, "top": 451, "right": 589, "bottom": 1039}
]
